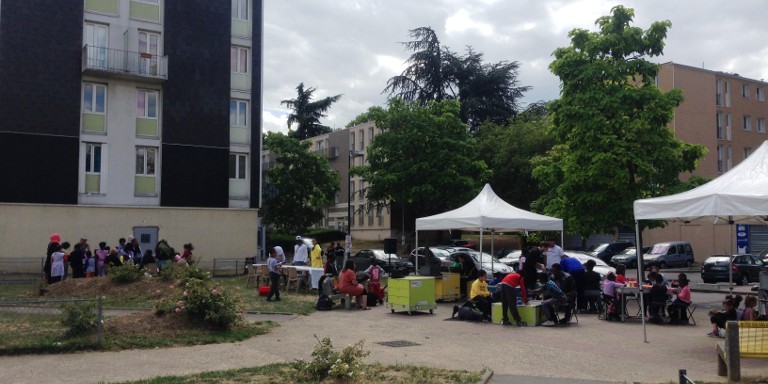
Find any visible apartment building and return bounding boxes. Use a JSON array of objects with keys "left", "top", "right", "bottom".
[
  {"left": 641, "top": 62, "right": 768, "bottom": 258},
  {"left": 0, "top": 0, "right": 263, "bottom": 261},
  {"left": 262, "top": 122, "right": 393, "bottom": 241}
]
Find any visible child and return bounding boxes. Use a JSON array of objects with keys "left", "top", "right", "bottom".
[
  {"left": 742, "top": 295, "right": 757, "bottom": 321},
  {"left": 85, "top": 253, "right": 96, "bottom": 277},
  {"left": 266, "top": 247, "right": 282, "bottom": 302},
  {"left": 364, "top": 259, "right": 385, "bottom": 304},
  {"left": 95, "top": 242, "right": 109, "bottom": 277},
  {"left": 708, "top": 299, "right": 737, "bottom": 337},
  {"left": 601, "top": 272, "right": 625, "bottom": 321}
]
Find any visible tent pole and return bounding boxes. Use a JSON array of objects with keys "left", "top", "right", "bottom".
[
  {"left": 636, "top": 221, "right": 648, "bottom": 343},
  {"left": 491, "top": 229, "right": 495, "bottom": 275},
  {"left": 415, "top": 231, "right": 419, "bottom": 275},
  {"left": 729, "top": 217, "right": 734, "bottom": 296}
]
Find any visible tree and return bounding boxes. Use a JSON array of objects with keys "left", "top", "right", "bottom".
[
  {"left": 281, "top": 83, "right": 342, "bottom": 140},
  {"left": 475, "top": 109, "right": 552, "bottom": 210},
  {"left": 532, "top": 6, "right": 706, "bottom": 240},
  {"left": 263, "top": 132, "right": 340, "bottom": 233},
  {"left": 352, "top": 99, "right": 491, "bottom": 229},
  {"left": 383, "top": 27, "right": 529, "bottom": 132}
]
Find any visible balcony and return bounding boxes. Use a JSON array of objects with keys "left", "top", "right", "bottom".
[
  {"left": 82, "top": 45, "right": 168, "bottom": 82},
  {"left": 316, "top": 147, "right": 339, "bottom": 159}
]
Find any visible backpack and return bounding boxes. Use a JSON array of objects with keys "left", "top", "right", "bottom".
[
  {"left": 156, "top": 240, "right": 172, "bottom": 261},
  {"left": 316, "top": 295, "right": 334, "bottom": 311},
  {"left": 457, "top": 305, "right": 484, "bottom": 321}
]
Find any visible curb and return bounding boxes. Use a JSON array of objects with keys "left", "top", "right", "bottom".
[{"left": 478, "top": 369, "right": 494, "bottom": 384}]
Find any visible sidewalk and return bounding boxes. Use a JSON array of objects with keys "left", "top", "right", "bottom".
[{"left": 1, "top": 301, "right": 767, "bottom": 384}]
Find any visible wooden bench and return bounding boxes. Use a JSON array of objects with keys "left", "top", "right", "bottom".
[
  {"left": 331, "top": 293, "right": 354, "bottom": 310},
  {"left": 716, "top": 320, "right": 768, "bottom": 381}
]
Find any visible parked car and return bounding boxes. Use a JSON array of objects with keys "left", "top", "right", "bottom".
[
  {"left": 760, "top": 249, "right": 768, "bottom": 264},
  {"left": 563, "top": 250, "right": 616, "bottom": 281},
  {"left": 610, "top": 247, "right": 638, "bottom": 268},
  {"left": 351, "top": 249, "right": 413, "bottom": 275},
  {"left": 498, "top": 250, "right": 523, "bottom": 269},
  {"left": 643, "top": 241, "right": 694, "bottom": 269},
  {"left": 408, "top": 247, "right": 453, "bottom": 269},
  {"left": 590, "top": 241, "right": 634, "bottom": 264},
  {"left": 700, "top": 254, "right": 765, "bottom": 285},
  {"left": 447, "top": 251, "right": 513, "bottom": 279}
]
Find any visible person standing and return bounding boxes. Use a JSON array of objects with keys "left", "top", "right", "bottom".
[
  {"left": 522, "top": 242, "right": 549, "bottom": 293},
  {"left": 49, "top": 243, "right": 66, "bottom": 284},
  {"left": 266, "top": 247, "right": 282, "bottom": 302},
  {"left": 545, "top": 238, "right": 564, "bottom": 270},
  {"left": 293, "top": 236, "right": 309, "bottom": 266},
  {"left": 334, "top": 242, "right": 345, "bottom": 270},
  {"left": 68, "top": 243, "right": 86, "bottom": 278},
  {"left": 500, "top": 271, "right": 527, "bottom": 326},
  {"left": 309, "top": 239, "right": 323, "bottom": 268}
]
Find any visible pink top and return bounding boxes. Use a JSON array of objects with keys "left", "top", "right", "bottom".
[
  {"left": 675, "top": 285, "right": 691, "bottom": 303},
  {"left": 616, "top": 274, "right": 626, "bottom": 284},
  {"left": 602, "top": 280, "right": 624, "bottom": 297}
]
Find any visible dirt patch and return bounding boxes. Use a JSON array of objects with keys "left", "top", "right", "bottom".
[
  {"left": 103, "top": 311, "right": 215, "bottom": 338},
  {"left": 40, "top": 276, "right": 175, "bottom": 301}
]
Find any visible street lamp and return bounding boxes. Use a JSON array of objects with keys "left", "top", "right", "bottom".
[{"left": 344, "top": 150, "right": 365, "bottom": 268}]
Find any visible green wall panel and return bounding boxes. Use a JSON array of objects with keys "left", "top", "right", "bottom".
[
  {"left": 85, "top": 0, "right": 119, "bottom": 15},
  {"left": 231, "top": 73, "right": 250, "bottom": 91},
  {"left": 135, "top": 175, "right": 157, "bottom": 195},
  {"left": 85, "top": 174, "right": 100, "bottom": 193},
  {"left": 82, "top": 113, "right": 106, "bottom": 133},
  {"left": 130, "top": 1, "right": 160, "bottom": 22},
  {"left": 136, "top": 117, "right": 158, "bottom": 137},
  {"left": 232, "top": 19, "right": 251, "bottom": 37}
]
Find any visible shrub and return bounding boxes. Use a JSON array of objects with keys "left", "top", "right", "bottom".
[
  {"left": 110, "top": 263, "right": 143, "bottom": 284},
  {"left": 291, "top": 336, "right": 369, "bottom": 381},
  {"left": 168, "top": 279, "right": 243, "bottom": 329},
  {"left": 61, "top": 301, "right": 98, "bottom": 337}
]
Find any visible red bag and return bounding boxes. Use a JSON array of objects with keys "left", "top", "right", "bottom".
[{"left": 258, "top": 286, "right": 270, "bottom": 296}]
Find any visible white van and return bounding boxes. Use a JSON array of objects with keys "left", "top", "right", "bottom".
[{"left": 643, "top": 241, "right": 694, "bottom": 269}]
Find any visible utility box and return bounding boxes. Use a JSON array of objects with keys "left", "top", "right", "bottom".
[{"left": 387, "top": 276, "right": 436, "bottom": 315}]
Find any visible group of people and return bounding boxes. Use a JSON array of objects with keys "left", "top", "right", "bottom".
[
  {"left": 708, "top": 293, "right": 761, "bottom": 337},
  {"left": 266, "top": 239, "right": 384, "bottom": 310},
  {"left": 44, "top": 233, "right": 194, "bottom": 284}
]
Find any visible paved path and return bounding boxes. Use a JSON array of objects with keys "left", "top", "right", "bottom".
[{"left": 1, "top": 302, "right": 766, "bottom": 384}]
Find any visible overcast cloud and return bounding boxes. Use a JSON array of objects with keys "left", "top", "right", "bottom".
[{"left": 262, "top": 0, "right": 768, "bottom": 134}]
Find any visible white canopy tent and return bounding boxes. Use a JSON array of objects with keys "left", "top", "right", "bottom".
[
  {"left": 633, "top": 139, "right": 768, "bottom": 341},
  {"left": 414, "top": 184, "right": 563, "bottom": 271}
]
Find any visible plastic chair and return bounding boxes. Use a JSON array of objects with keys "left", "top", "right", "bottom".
[
  {"left": 256, "top": 265, "right": 271, "bottom": 287},
  {"left": 285, "top": 267, "right": 304, "bottom": 292},
  {"left": 245, "top": 264, "right": 258, "bottom": 288}
]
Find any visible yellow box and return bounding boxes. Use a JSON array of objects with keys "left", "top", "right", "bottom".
[
  {"left": 435, "top": 272, "right": 460, "bottom": 300},
  {"left": 491, "top": 301, "right": 543, "bottom": 325}
]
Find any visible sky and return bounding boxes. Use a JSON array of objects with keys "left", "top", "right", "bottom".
[{"left": 262, "top": 0, "right": 768, "bottom": 134}]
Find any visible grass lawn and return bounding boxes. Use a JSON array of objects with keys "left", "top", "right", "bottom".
[{"left": 111, "top": 363, "right": 484, "bottom": 384}]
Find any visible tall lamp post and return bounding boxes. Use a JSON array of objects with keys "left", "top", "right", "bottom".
[{"left": 344, "top": 150, "right": 365, "bottom": 269}]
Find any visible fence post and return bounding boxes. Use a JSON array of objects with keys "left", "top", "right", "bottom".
[
  {"left": 97, "top": 296, "right": 103, "bottom": 344},
  {"left": 726, "top": 320, "right": 740, "bottom": 382}
]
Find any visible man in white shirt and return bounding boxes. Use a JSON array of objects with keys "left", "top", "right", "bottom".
[
  {"left": 293, "top": 236, "right": 309, "bottom": 266},
  {"left": 545, "top": 238, "right": 564, "bottom": 270}
]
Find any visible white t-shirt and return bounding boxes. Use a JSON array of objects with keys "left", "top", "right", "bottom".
[
  {"left": 293, "top": 243, "right": 309, "bottom": 263},
  {"left": 273, "top": 246, "right": 286, "bottom": 263},
  {"left": 545, "top": 244, "right": 564, "bottom": 269}
]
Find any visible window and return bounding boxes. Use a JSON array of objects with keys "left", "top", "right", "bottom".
[
  {"left": 724, "top": 80, "right": 731, "bottom": 107},
  {"left": 743, "top": 115, "right": 752, "bottom": 131},
  {"left": 350, "top": 132, "right": 356, "bottom": 151},
  {"left": 85, "top": 143, "right": 102, "bottom": 174},
  {"left": 230, "top": 99, "right": 248, "bottom": 127},
  {"left": 83, "top": 83, "right": 106, "bottom": 114},
  {"left": 230, "top": 46, "right": 249, "bottom": 74},
  {"left": 726, "top": 113, "right": 732, "bottom": 140},
  {"left": 716, "top": 112, "right": 724, "bottom": 139},
  {"left": 742, "top": 84, "right": 750, "bottom": 98},
  {"left": 360, "top": 130, "right": 365, "bottom": 150},
  {"left": 717, "top": 145, "right": 725, "bottom": 173},
  {"left": 229, "top": 153, "right": 247, "bottom": 180},
  {"left": 727, "top": 145, "right": 732, "bottom": 170},
  {"left": 232, "top": 0, "right": 248, "bottom": 20},
  {"left": 84, "top": 23, "right": 108, "bottom": 69},
  {"left": 135, "top": 147, "right": 157, "bottom": 176},
  {"left": 137, "top": 89, "right": 158, "bottom": 118},
  {"left": 138, "top": 31, "right": 160, "bottom": 76},
  {"left": 359, "top": 181, "right": 364, "bottom": 201},
  {"left": 716, "top": 80, "right": 723, "bottom": 106},
  {"left": 377, "top": 207, "right": 383, "bottom": 226},
  {"left": 358, "top": 205, "right": 364, "bottom": 226},
  {"left": 745, "top": 147, "right": 754, "bottom": 159},
  {"left": 349, "top": 181, "right": 355, "bottom": 201},
  {"left": 758, "top": 87, "right": 765, "bottom": 101},
  {"left": 368, "top": 208, "right": 374, "bottom": 226},
  {"left": 758, "top": 118, "right": 766, "bottom": 133},
  {"left": 369, "top": 127, "right": 374, "bottom": 142}
]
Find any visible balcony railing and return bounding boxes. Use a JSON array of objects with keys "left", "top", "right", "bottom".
[{"left": 82, "top": 45, "right": 167, "bottom": 82}]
